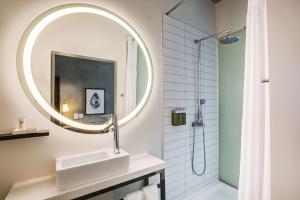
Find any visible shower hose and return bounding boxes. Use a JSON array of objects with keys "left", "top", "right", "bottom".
[{"left": 191, "top": 108, "right": 206, "bottom": 176}]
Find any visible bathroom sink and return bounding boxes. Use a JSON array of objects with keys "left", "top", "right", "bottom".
[{"left": 56, "top": 149, "right": 129, "bottom": 190}]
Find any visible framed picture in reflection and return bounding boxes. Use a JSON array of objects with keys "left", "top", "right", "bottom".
[{"left": 85, "top": 88, "right": 106, "bottom": 115}]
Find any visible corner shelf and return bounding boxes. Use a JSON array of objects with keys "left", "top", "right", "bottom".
[{"left": 0, "top": 130, "right": 49, "bottom": 141}]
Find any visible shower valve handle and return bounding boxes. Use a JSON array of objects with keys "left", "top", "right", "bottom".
[{"left": 192, "top": 120, "right": 204, "bottom": 127}]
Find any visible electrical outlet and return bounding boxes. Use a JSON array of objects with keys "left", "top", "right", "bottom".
[{"left": 73, "top": 113, "right": 79, "bottom": 120}]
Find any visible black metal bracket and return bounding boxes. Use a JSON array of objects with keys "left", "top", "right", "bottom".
[
  {"left": 0, "top": 131, "right": 49, "bottom": 141},
  {"left": 72, "top": 169, "right": 165, "bottom": 200}
]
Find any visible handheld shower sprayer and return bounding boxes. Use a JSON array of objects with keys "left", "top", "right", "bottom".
[
  {"left": 191, "top": 98, "right": 207, "bottom": 176},
  {"left": 192, "top": 99, "right": 206, "bottom": 127}
]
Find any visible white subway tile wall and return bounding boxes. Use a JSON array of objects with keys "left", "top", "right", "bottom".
[{"left": 163, "top": 15, "right": 219, "bottom": 200}]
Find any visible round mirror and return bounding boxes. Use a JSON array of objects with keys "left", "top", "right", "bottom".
[{"left": 17, "top": 3, "right": 153, "bottom": 133}]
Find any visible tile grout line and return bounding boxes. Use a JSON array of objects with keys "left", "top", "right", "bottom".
[{"left": 184, "top": 23, "right": 188, "bottom": 199}]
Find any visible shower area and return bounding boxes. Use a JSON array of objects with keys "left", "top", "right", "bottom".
[{"left": 162, "top": 1, "right": 246, "bottom": 199}]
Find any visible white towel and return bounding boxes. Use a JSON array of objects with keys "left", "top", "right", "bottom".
[
  {"left": 142, "top": 184, "right": 159, "bottom": 200},
  {"left": 124, "top": 190, "right": 143, "bottom": 200}
]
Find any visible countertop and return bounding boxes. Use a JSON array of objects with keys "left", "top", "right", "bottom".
[{"left": 5, "top": 153, "right": 165, "bottom": 200}]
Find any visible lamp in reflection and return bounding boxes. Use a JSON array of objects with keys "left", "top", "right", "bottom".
[{"left": 62, "top": 102, "right": 70, "bottom": 115}]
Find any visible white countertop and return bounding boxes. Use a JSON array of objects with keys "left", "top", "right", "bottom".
[{"left": 5, "top": 153, "right": 165, "bottom": 200}]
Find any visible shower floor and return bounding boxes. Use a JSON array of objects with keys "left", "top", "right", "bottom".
[{"left": 185, "top": 181, "right": 238, "bottom": 200}]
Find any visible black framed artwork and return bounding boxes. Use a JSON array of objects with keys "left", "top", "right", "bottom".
[{"left": 85, "top": 88, "right": 106, "bottom": 115}]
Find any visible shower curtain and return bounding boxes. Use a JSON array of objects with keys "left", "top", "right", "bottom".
[
  {"left": 124, "top": 35, "right": 138, "bottom": 115},
  {"left": 238, "top": 0, "right": 270, "bottom": 199}
]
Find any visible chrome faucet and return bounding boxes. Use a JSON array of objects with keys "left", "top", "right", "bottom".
[{"left": 101, "top": 114, "right": 120, "bottom": 154}]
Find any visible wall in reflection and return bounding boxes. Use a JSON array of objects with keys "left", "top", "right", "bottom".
[{"left": 53, "top": 53, "right": 115, "bottom": 124}]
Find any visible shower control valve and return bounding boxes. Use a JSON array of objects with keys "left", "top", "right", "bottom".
[{"left": 192, "top": 120, "right": 204, "bottom": 127}]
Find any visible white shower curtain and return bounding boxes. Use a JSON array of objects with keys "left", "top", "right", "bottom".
[
  {"left": 238, "top": 0, "right": 270, "bottom": 199},
  {"left": 124, "top": 35, "right": 138, "bottom": 115}
]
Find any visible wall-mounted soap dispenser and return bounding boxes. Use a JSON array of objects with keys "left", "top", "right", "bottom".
[{"left": 171, "top": 108, "right": 186, "bottom": 126}]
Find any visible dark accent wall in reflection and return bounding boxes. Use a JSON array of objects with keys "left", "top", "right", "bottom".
[{"left": 53, "top": 53, "right": 115, "bottom": 124}]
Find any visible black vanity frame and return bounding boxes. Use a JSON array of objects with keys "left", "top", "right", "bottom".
[{"left": 72, "top": 169, "right": 166, "bottom": 200}]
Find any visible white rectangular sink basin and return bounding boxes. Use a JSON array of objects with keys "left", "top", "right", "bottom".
[{"left": 56, "top": 149, "right": 129, "bottom": 190}]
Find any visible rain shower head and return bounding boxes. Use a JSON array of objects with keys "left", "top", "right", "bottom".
[{"left": 220, "top": 35, "right": 240, "bottom": 44}]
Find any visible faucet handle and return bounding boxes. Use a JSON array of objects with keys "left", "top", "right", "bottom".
[
  {"left": 112, "top": 114, "right": 118, "bottom": 122},
  {"left": 101, "top": 114, "right": 117, "bottom": 133}
]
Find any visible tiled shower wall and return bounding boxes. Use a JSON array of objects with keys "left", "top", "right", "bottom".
[{"left": 163, "top": 15, "right": 219, "bottom": 200}]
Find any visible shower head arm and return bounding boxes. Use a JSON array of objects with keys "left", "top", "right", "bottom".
[
  {"left": 166, "top": 0, "right": 187, "bottom": 15},
  {"left": 195, "top": 29, "right": 231, "bottom": 43}
]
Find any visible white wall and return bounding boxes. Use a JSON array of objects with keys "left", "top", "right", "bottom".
[
  {"left": 0, "top": 0, "right": 214, "bottom": 199},
  {"left": 215, "top": 0, "right": 247, "bottom": 33},
  {"left": 163, "top": 1, "right": 217, "bottom": 199},
  {"left": 267, "top": 0, "right": 300, "bottom": 199},
  {"left": 163, "top": 15, "right": 218, "bottom": 200}
]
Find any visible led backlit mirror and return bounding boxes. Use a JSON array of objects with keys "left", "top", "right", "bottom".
[{"left": 17, "top": 3, "right": 153, "bottom": 132}]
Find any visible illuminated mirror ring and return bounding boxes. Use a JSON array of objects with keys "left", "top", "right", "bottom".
[{"left": 17, "top": 3, "right": 153, "bottom": 131}]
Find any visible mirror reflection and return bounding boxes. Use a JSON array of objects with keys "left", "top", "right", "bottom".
[{"left": 31, "top": 13, "right": 148, "bottom": 127}]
